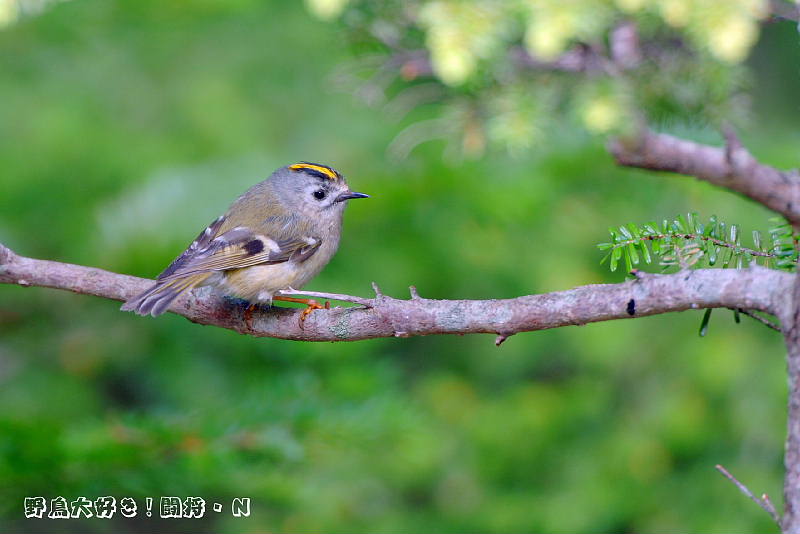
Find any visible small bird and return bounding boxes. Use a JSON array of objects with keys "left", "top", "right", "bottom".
[{"left": 121, "top": 162, "right": 368, "bottom": 319}]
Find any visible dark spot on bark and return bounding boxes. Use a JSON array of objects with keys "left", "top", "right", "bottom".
[
  {"left": 244, "top": 239, "right": 264, "bottom": 255},
  {"left": 627, "top": 298, "right": 636, "bottom": 316}
]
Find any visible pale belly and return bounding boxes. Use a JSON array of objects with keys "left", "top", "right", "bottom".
[{"left": 217, "top": 262, "right": 302, "bottom": 303}]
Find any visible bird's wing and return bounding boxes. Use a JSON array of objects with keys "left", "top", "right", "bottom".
[
  {"left": 158, "top": 215, "right": 227, "bottom": 279},
  {"left": 122, "top": 214, "right": 321, "bottom": 317},
  {"left": 157, "top": 216, "right": 321, "bottom": 282}
]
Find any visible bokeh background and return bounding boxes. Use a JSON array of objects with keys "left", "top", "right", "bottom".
[{"left": 1, "top": 0, "right": 799, "bottom": 532}]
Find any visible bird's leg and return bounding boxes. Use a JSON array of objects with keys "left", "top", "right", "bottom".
[
  {"left": 243, "top": 303, "right": 259, "bottom": 332},
  {"left": 272, "top": 295, "right": 329, "bottom": 327}
]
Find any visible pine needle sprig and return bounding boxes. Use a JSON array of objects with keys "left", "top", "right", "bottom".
[{"left": 598, "top": 213, "right": 799, "bottom": 273}]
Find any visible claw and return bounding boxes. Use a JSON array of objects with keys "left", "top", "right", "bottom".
[
  {"left": 244, "top": 303, "right": 258, "bottom": 332},
  {"left": 298, "top": 299, "right": 326, "bottom": 327},
  {"left": 273, "top": 295, "right": 329, "bottom": 328}
]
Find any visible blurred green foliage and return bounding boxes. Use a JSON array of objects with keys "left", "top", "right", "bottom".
[
  {"left": 0, "top": 0, "right": 798, "bottom": 532},
  {"left": 309, "top": 0, "right": 774, "bottom": 157}
]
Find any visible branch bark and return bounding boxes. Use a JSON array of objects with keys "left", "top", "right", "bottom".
[
  {"left": 610, "top": 129, "right": 800, "bottom": 226},
  {"left": 784, "top": 274, "right": 800, "bottom": 533},
  {"left": 770, "top": 0, "right": 800, "bottom": 22},
  {"left": 0, "top": 242, "right": 790, "bottom": 342}
]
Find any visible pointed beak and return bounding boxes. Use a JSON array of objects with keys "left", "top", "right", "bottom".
[{"left": 335, "top": 191, "right": 370, "bottom": 203}]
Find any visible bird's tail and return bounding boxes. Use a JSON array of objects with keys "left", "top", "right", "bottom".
[{"left": 121, "top": 273, "right": 211, "bottom": 317}]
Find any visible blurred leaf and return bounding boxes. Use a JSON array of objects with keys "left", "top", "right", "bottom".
[{"left": 699, "top": 309, "right": 713, "bottom": 337}]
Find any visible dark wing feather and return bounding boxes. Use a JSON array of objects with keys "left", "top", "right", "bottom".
[
  {"left": 156, "top": 228, "right": 320, "bottom": 281},
  {"left": 121, "top": 214, "right": 321, "bottom": 317},
  {"left": 159, "top": 215, "right": 226, "bottom": 279}
]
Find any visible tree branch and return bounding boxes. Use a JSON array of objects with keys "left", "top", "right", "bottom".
[
  {"left": 609, "top": 128, "right": 800, "bottom": 226},
  {"left": 715, "top": 464, "right": 782, "bottom": 527},
  {"left": 0, "top": 243, "right": 791, "bottom": 342},
  {"left": 770, "top": 0, "right": 800, "bottom": 22},
  {"left": 783, "top": 273, "right": 800, "bottom": 533}
]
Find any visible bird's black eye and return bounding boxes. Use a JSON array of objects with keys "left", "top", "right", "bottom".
[{"left": 313, "top": 189, "right": 326, "bottom": 200}]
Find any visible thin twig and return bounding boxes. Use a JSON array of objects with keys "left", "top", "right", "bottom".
[
  {"left": 727, "top": 307, "right": 782, "bottom": 332},
  {"left": 495, "top": 333, "right": 511, "bottom": 347},
  {"left": 715, "top": 464, "right": 782, "bottom": 526},
  {"left": 409, "top": 285, "right": 421, "bottom": 300},
  {"left": 762, "top": 492, "right": 780, "bottom": 523},
  {"left": 277, "top": 288, "right": 373, "bottom": 307},
  {"left": 371, "top": 281, "right": 384, "bottom": 298}
]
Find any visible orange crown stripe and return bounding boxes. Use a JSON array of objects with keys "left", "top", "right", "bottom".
[{"left": 289, "top": 163, "right": 339, "bottom": 181}]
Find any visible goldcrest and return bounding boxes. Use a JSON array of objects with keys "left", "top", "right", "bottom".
[{"left": 121, "top": 162, "right": 368, "bottom": 317}]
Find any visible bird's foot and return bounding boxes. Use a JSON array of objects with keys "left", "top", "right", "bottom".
[
  {"left": 244, "top": 303, "right": 259, "bottom": 332},
  {"left": 273, "top": 295, "right": 330, "bottom": 328},
  {"left": 298, "top": 299, "right": 330, "bottom": 327}
]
